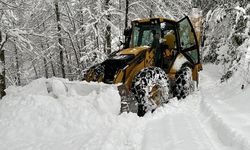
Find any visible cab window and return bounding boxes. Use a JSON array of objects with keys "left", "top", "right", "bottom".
[
  {"left": 177, "top": 17, "right": 199, "bottom": 64},
  {"left": 130, "top": 24, "right": 160, "bottom": 48}
]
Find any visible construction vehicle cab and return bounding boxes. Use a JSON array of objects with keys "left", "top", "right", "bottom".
[
  {"left": 124, "top": 17, "right": 200, "bottom": 69},
  {"left": 85, "top": 16, "right": 202, "bottom": 116}
]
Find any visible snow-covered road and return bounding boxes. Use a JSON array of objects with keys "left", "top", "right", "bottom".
[
  {"left": 0, "top": 64, "right": 249, "bottom": 150},
  {"left": 199, "top": 65, "right": 250, "bottom": 150}
]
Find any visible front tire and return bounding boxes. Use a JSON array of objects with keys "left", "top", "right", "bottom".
[{"left": 131, "top": 67, "right": 170, "bottom": 116}]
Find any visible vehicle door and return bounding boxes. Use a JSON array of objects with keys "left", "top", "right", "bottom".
[{"left": 177, "top": 16, "right": 200, "bottom": 65}]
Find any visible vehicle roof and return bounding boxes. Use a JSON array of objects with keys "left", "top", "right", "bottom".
[{"left": 132, "top": 17, "right": 176, "bottom": 24}]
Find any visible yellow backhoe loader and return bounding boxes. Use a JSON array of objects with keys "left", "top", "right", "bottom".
[{"left": 85, "top": 14, "right": 202, "bottom": 116}]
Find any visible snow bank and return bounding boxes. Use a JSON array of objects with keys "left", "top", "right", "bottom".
[
  {"left": 1, "top": 67, "right": 250, "bottom": 150},
  {"left": 4, "top": 78, "right": 121, "bottom": 114},
  {"left": 0, "top": 77, "right": 219, "bottom": 150},
  {"left": 0, "top": 78, "right": 122, "bottom": 150}
]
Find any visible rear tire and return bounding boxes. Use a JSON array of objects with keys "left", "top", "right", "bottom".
[
  {"left": 131, "top": 67, "right": 170, "bottom": 116},
  {"left": 174, "top": 66, "right": 195, "bottom": 99}
]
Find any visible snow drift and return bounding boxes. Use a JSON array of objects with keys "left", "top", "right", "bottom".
[
  {"left": 0, "top": 78, "right": 122, "bottom": 150},
  {"left": 1, "top": 67, "right": 250, "bottom": 150}
]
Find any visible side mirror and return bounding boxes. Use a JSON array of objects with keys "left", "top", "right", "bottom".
[
  {"left": 123, "top": 28, "right": 132, "bottom": 49},
  {"left": 123, "top": 28, "right": 132, "bottom": 36}
]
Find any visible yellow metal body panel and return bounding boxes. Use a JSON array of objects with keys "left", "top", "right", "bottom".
[
  {"left": 118, "top": 46, "right": 149, "bottom": 56},
  {"left": 114, "top": 69, "right": 124, "bottom": 83},
  {"left": 114, "top": 48, "right": 154, "bottom": 89},
  {"left": 192, "top": 63, "right": 202, "bottom": 81},
  {"left": 124, "top": 59, "right": 146, "bottom": 89}
]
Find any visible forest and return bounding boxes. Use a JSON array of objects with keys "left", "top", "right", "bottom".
[{"left": 0, "top": 0, "right": 192, "bottom": 96}]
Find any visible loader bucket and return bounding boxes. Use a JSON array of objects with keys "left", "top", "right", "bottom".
[
  {"left": 117, "top": 84, "right": 129, "bottom": 97},
  {"left": 117, "top": 84, "right": 137, "bottom": 113}
]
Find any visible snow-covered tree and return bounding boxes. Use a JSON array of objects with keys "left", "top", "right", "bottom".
[
  {"left": 201, "top": 0, "right": 250, "bottom": 83},
  {"left": 0, "top": 0, "right": 193, "bottom": 92}
]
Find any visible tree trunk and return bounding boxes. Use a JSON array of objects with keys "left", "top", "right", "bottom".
[
  {"left": 64, "top": 2, "right": 81, "bottom": 69},
  {"left": 43, "top": 58, "right": 48, "bottom": 78},
  {"left": 149, "top": 4, "right": 153, "bottom": 17},
  {"left": 54, "top": 0, "right": 65, "bottom": 78},
  {"left": 46, "top": 41, "right": 56, "bottom": 77},
  {"left": 40, "top": 42, "right": 49, "bottom": 78},
  {"left": 14, "top": 44, "right": 21, "bottom": 86},
  {"left": 125, "top": 0, "right": 129, "bottom": 29},
  {"left": 94, "top": 23, "right": 100, "bottom": 51},
  {"left": 50, "top": 58, "right": 56, "bottom": 77},
  {"left": 118, "top": 0, "right": 122, "bottom": 47},
  {"left": 63, "top": 42, "right": 72, "bottom": 77},
  {"left": 79, "top": 4, "right": 86, "bottom": 57},
  {"left": 0, "top": 31, "right": 6, "bottom": 98},
  {"left": 32, "top": 62, "right": 38, "bottom": 79},
  {"left": 43, "top": 22, "right": 56, "bottom": 77},
  {"left": 65, "top": 31, "right": 80, "bottom": 68},
  {"left": 105, "top": 0, "right": 111, "bottom": 54}
]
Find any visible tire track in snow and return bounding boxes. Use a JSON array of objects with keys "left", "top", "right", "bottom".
[
  {"left": 200, "top": 93, "right": 250, "bottom": 150},
  {"left": 141, "top": 96, "right": 218, "bottom": 150},
  {"left": 199, "top": 67, "right": 250, "bottom": 150}
]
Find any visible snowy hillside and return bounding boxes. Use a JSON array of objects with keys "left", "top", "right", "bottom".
[{"left": 0, "top": 64, "right": 249, "bottom": 150}]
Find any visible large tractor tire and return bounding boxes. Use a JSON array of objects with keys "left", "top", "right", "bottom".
[
  {"left": 131, "top": 67, "right": 170, "bottom": 116},
  {"left": 174, "top": 66, "right": 195, "bottom": 100}
]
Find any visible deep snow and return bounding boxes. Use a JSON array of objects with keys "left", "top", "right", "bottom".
[{"left": 0, "top": 64, "right": 250, "bottom": 150}]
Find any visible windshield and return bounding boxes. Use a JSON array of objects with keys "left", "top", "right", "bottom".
[{"left": 130, "top": 24, "right": 160, "bottom": 48}]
